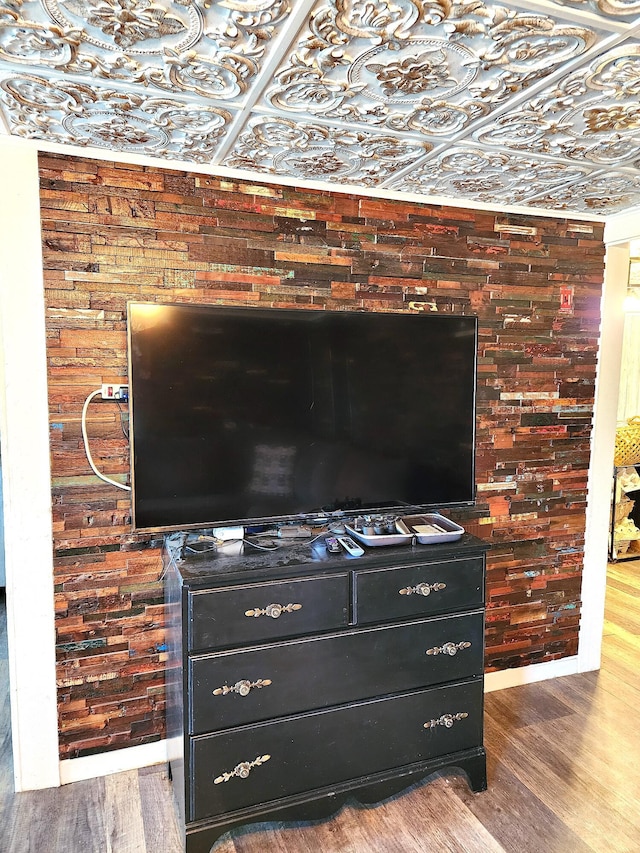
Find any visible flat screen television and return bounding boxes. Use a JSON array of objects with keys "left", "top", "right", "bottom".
[{"left": 127, "top": 302, "right": 478, "bottom": 532}]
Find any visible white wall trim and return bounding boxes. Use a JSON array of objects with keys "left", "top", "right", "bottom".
[
  {"left": 578, "top": 243, "right": 632, "bottom": 674},
  {"left": 484, "top": 656, "right": 580, "bottom": 693},
  {"left": 59, "top": 740, "right": 168, "bottom": 786},
  {"left": 0, "top": 140, "right": 60, "bottom": 790},
  {"left": 604, "top": 212, "right": 640, "bottom": 244}
]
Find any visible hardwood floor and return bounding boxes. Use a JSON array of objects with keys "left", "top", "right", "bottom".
[{"left": 1, "top": 562, "right": 639, "bottom": 853}]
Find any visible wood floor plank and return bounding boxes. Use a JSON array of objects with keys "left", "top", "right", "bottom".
[
  {"left": 137, "top": 765, "right": 183, "bottom": 853},
  {"left": 606, "top": 558, "right": 640, "bottom": 587},
  {"left": 0, "top": 592, "right": 7, "bottom": 660},
  {"left": 230, "top": 776, "right": 506, "bottom": 853},
  {"left": 6, "top": 776, "right": 108, "bottom": 853},
  {"left": 103, "top": 769, "right": 148, "bottom": 853},
  {"left": 0, "top": 659, "right": 13, "bottom": 797},
  {"left": 456, "top": 755, "right": 595, "bottom": 853},
  {"left": 483, "top": 714, "right": 640, "bottom": 852},
  {"left": 377, "top": 775, "right": 505, "bottom": 853},
  {"left": 538, "top": 713, "right": 640, "bottom": 808},
  {"left": 224, "top": 820, "right": 312, "bottom": 853},
  {"left": 603, "top": 601, "right": 640, "bottom": 638},
  {"left": 605, "top": 560, "right": 640, "bottom": 637},
  {"left": 600, "top": 635, "right": 640, "bottom": 695},
  {"left": 242, "top": 808, "right": 386, "bottom": 853},
  {"left": 225, "top": 804, "right": 396, "bottom": 853},
  {"left": 541, "top": 666, "right": 639, "bottom": 722},
  {"left": 489, "top": 674, "right": 640, "bottom": 809},
  {"left": 351, "top": 775, "right": 503, "bottom": 853},
  {"left": 483, "top": 680, "right": 575, "bottom": 730},
  {"left": 0, "top": 620, "right": 17, "bottom": 848}
]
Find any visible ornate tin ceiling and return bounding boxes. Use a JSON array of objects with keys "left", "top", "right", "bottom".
[{"left": 1, "top": 0, "right": 640, "bottom": 216}]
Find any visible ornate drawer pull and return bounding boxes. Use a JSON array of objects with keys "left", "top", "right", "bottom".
[
  {"left": 426, "top": 641, "right": 472, "bottom": 657},
  {"left": 213, "top": 754, "right": 271, "bottom": 785},
  {"left": 424, "top": 712, "right": 469, "bottom": 730},
  {"left": 245, "top": 602, "right": 302, "bottom": 619},
  {"left": 399, "top": 582, "right": 446, "bottom": 597},
  {"left": 213, "top": 679, "right": 272, "bottom": 698}
]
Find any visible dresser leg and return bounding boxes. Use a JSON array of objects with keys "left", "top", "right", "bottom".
[{"left": 461, "top": 748, "right": 487, "bottom": 793}]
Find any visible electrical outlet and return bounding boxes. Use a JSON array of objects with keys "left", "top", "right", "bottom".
[{"left": 101, "top": 383, "right": 128, "bottom": 401}]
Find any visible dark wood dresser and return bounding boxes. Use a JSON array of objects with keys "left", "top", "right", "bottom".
[{"left": 166, "top": 533, "right": 489, "bottom": 853}]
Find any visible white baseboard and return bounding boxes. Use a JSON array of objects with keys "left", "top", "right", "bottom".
[
  {"left": 59, "top": 739, "right": 168, "bottom": 785},
  {"left": 484, "top": 655, "right": 582, "bottom": 693}
]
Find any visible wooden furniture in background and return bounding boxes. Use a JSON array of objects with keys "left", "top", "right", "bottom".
[{"left": 610, "top": 464, "right": 640, "bottom": 560}]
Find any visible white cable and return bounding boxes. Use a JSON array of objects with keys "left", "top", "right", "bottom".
[
  {"left": 81, "top": 388, "right": 131, "bottom": 491},
  {"left": 162, "top": 532, "right": 186, "bottom": 579}
]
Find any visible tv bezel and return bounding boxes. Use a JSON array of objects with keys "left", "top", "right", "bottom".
[{"left": 127, "top": 302, "right": 478, "bottom": 534}]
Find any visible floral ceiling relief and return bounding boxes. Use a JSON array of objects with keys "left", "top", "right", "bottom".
[
  {"left": 0, "top": 71, "right": 233, "bottom": 161},
  {"left": 388, "top": 147, "right": 593, "bottom": 207},
  {"left": 528, "top": 171, "right": 640, "bottom": 213},
  {"left": 0, "top": 0, "right": 292, "bottom": 97},
  {"left": 473, "top": 44, "right": 640, "bottom": 167},
  {"left": 47, "top": 0, "right": 194, "bottom": 51},
  {"left": 263, "top": 0, "right": 597, "bottom": 135},
  {"left": 225, "top": 114, "right": 432, "bottom": 186},
  {"left": 0, "top": 0, "right": 639, "bottom": 215}
]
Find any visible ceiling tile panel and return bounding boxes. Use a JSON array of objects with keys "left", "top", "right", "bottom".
[
  {"left": 386, "top": 144, "right": 594, "bottom": 205},
  {"left": 0, "top": 0, "right": 295, "bottom": 102},
  {"left": 472, "top": 41, "right": 640, "bottom": 167},
  {"left": 526, "top": 167, "right": 640, "bottom": 212},
  {"left": 223, "top": 111, "right": 432, "bottom": 185},
  {"left": 257, "top": 0, "right": 612, "bottom": 138},
  {"left": 0, "top": 70, "right": 236, "bottom": 161}
]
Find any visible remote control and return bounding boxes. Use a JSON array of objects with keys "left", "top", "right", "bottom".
[
  {"left": 325, "top": 536, "right": 341, "bottom": 554},
  {"left": 337, "top": 535, "right": 364, "bottom": 557}
]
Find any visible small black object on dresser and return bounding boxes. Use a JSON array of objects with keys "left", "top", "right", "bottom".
[{"left": 166, "top": 534, "right": 489, "bottom": 853}]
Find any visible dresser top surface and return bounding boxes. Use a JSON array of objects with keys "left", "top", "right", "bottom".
[{"left": 174, "top": 532, "right": 489, "bottom": 589}]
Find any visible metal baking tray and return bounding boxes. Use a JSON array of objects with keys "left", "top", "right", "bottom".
[
  {"left": 344, "top": 524, "right": 412, "bottom": 548},
  {"left": 396, "top": 513, "right": 465, "bottom": 544}
]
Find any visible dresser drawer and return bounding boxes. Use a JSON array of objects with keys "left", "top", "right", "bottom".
[
  {"left": 355, "top": 556, "right": 484, "bottom": 625},
  {"left": 189, "top": 611, "right": 484, "bottom": 734},
  {"left": 190, "top": 679, "right": 483, "bottom": 821},
  {"left": 188, "top": 574, "right": 349, "bottom": 652}
]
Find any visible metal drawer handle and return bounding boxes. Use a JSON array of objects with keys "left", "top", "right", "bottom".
[
  {"left": 213, "top": 679, "right": 272, "bottom": 698},
  {"left": 213, "top": 754, "right": 271, "bottom": 785},
  {"left": 245, "top": 602, "right": 302, "bottom": 619},
  {"left": 399, "top": 582, "right": 446, "bottom": 597},
  {"left": 426, "top": 641, "right": 472, "bottom": 657},
  {"left": 424, "top": 712, "right": 469, "bottom": 730}
]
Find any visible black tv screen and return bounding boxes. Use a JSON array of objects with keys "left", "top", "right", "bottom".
[{"left": 127, "top": 303, "right": 477, "bottom": 532}]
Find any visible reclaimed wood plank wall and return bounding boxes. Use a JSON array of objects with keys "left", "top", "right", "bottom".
[{"left": 38, "top": 153, "right": 605, "bottom": 760}]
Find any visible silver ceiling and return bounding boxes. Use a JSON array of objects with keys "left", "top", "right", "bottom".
[{"left": 1, "top": 0, "right": 640, "bottom": 217}]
